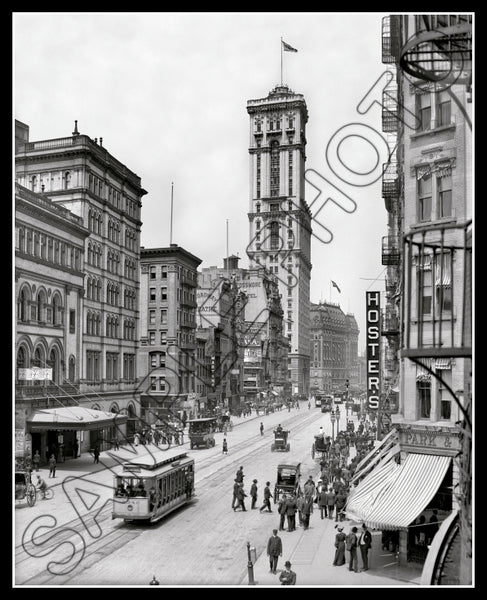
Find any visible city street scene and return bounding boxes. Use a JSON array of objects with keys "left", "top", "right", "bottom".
[{"left": 13, "top": 12, "right": 473, "bottom": 588}]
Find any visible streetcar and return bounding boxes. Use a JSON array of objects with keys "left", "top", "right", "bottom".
[
  {"left": 314, "top": 395, "right": 322, "bottom": 408},
  {"left": 112, "top": 448, "right": 195, "bottom": 523}
]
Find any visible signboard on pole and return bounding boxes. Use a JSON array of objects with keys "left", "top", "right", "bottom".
[{"left": 366, "top": 291, "right": 381, "bottom": 412}]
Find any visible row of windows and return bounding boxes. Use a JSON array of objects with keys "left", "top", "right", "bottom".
[
  {"left": 86, "top": 312, "right": 136, "bottom": 339},
  {"left": 87, "top": 242, "right": 103, "bottom": 267},
  {"left": 416, "top": 89, "right": 452, "bottom": 132},
  {"left": 108, "top": 219, "right": 121, "bottom": 243},
  {"left": 254, "top": 115, "right": 294, "bottom": 133},
  {"left": 125, "top": 228, "right": 137, "bottom": 251},
  {"left": 88, "top": 209, "right": 104, "bottom": 234},
  {"left": 417, "top": 371, "right": 453, "bottom": 421},
  {"left": 107, "top": 249, "right": 121, "bottom": 274},
  {"left": 149, "top": 265, "right": 168, "bottom": 279},
  {"left": 85, "top": 350, "right": 136, "bottom": 381},
  {"left": 417, "top": 169, "right": 452, "bottom": 222},
  {"left": 17, "top": 227, "right": 82, "bottom": 270},
  {"left": 17, "top": 288, "right": 65, "bottom": 326},
  {"left": 29, "top": 172, "right": 72, "bottom": 193},
  {"left": 255, "top": 200, "right": 295, "bottom": 213},
  {"left": 418, "top": 252, "right": 453, "bottom": 315}
]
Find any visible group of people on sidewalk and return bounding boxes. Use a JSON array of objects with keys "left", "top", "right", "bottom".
[{"left": 333, "top": 522, "right": 372, "bottom": 573}]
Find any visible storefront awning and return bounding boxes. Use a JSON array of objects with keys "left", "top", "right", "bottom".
[
  {"left": 27, "top": 407, "right": 127, "bottom": 432},
  {"left": 346, "top": 453, "right": 451, "bottom": 530},
  {"left": 350, "top": 428, "right": 399, "bottom": 484}
]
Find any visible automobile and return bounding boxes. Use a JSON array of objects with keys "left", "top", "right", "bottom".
[
  {"left": 187, "top": 417, "right": 217, "bottom": 449},
  {"left": 271, "top": 428, "right": 290, "bottom": 452},
  {"left": 274, "top": 462, "right": 302, "bottom": 503}
]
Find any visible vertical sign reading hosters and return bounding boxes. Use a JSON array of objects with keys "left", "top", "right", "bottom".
[{"left": 366, "top": 291, "right": 381, "bottom": 412}]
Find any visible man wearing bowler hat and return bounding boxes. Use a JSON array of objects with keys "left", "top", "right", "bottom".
[{"left": 279, "top": 560, "right": 296, "bottom": 585}]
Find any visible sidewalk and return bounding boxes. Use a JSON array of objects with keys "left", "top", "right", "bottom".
[{"left": 247, "top": 515, "right": 423, "bottom": 587}]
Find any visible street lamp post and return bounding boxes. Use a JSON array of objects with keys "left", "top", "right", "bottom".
[
  {"left": 336, "top": 407, "right": 341, "bottom": 435},
  {"left": 330, "top": 409, "right": 336, "bottom": 442},
  {"left": 247, "top": 541, "right": 255, "bottom": 585}
]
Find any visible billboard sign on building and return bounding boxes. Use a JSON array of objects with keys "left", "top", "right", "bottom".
[{"left": 366, "top": 291, "right": 381, "bottom": 412}]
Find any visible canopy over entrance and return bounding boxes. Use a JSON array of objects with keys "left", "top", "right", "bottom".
[
  {"left": 27, "top": 407, "right": 127, "bottom": 432},
  {"left": 346, "top": 452, "right": 452, "bottom": 530}
]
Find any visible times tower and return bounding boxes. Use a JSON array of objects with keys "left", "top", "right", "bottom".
[{"left": 246, "top": 84, "right": 311, "bottom": 396}]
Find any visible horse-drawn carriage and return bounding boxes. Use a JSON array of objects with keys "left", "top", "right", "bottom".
[
  {"left": 274, "top": 462, "right": 302, "bottom": 503},
  {"left": 271, "top": 427, "right": 290, "bottom": 452},
  {"left": 15, "top": 470, "right": 37, "bottom": 506},
  {"left": 216, "top": 413, "right": 234, "bottom": 432},
  {"left": 311, "top": 434, "right": 330, "bottom": 460}
]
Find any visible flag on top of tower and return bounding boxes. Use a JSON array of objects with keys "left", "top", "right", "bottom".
[
  {"left": 331, "top": 280, "right": 341, "bottom": 293},
  {"left": 282, "top": 40, "right": 298, "bottom": 52}
]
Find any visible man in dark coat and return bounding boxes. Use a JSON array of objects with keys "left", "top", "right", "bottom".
[
  {"left": 234, "top": 483, "right": 247, "bottom": 511},
  {"left": 278, "top": 494, "right": 288, "bottom": 530},
  {"left": 325, "top": 487, "right": 336, "bottom": 519},
  {"left": 285, "top": 493, "right": 297, "bottom": 532},
  {"left": 346, "top": 526, "right": 359, "bottom": 572},
  {"left": 335, "top": 489, "right": 347, "bottom": 522},
  {"left": 266, "top": 529, "right": 283, "bottom": 574},
  {"left": 236, "top": 466, "right": 244, "bottom": 483},
  {"left": 317, "top": 486, "right": 328, "bottom": 519},
  {"left": 279, "top": 561, "right": 296, "bottom": 585},
  {"left": 250, "top": 479, "right": 258, "bottom": 509},
  {"left": 231, "top": 479, "right": 240, "bottom": 509},
  {"left": 259, "top": 481, "right": 273, "bottom": 512},
  {"left": 358, "top": 523, "right": 372, "bottom": 571}
]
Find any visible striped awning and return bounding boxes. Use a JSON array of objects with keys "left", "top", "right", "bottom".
[
  {"left": 416, "top": 359, "right": 433, "bottom": 382},
  {"left": 435, "top": 358, "right": 452, "bottom": 370},
  {"left": 346, "top": 453, "right": 451, "bottom": 531},
  {"left": 351, "top": 428, "right": 399, "bottom": 483}
]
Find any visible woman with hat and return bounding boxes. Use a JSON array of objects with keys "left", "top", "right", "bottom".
[
  {"left": 279, "top": 561, "right": 296, "bottom": 585},
  {"left": 333, "top": 524, "right": 347, "bottom": 566}
]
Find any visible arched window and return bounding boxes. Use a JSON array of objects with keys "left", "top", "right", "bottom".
[
  {"left": 31, "top": 175, "right": 37, "bottom": 192},
  {"left": 18, "top": 288, "right": 29, "bottom": 322},
  {"left": 52, "top": 294, "right": 62, "bottom": 326},
  {"left": 17, "top": 347, "right": 27, "bottom": 384},
  {"left": 33, "top": 347, "right": 43, "bottom": 386},
  {"left": 48, "top": 348, "right": 58, "bottom": 384},
  {"left": 37, "top": 290, "right": 46, "bottom": 322},
  {"left": 63, "top": 171, "right": 71, "bottom": 190},
  {"left": 68, "top": 356, "right": 76, "bottom": 382},
  {"left": 87, "top": 312, "right": 93, "bottom": 335},
  {"left": 87, "top": 277, "right": 93, "bottom": 299}
]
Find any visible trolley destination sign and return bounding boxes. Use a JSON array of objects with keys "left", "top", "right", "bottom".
[{"left": 366, "top": 291, "right": 381, "bottom": 411}]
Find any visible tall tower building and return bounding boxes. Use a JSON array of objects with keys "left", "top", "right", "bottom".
[{"left": 246, "top": 84, "right": 312, "bottom": 396}]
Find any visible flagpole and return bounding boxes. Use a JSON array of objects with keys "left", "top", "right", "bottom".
[
  {"left": 170, "top": 182, "right": 174, "bottom": 245},
  {"left": 280, "top": 37, "right": 283, "bottom": 85}
]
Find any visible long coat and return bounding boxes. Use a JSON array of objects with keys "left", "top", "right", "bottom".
[
  {"left": 285, "top": 496, "right": 297, "bottom": 515},
  {"left": 267, "top": 535, "right": 283, "bottom": 557}
]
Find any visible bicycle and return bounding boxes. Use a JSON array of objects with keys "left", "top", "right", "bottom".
[{"left": 36, "top": 486, "right": 54, "bottom": 500}]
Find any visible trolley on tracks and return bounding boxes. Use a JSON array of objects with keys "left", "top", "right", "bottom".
[{"left": 112, "top": 448, "right": 195, "bottom": 523}]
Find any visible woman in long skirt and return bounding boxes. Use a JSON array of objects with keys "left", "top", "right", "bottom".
[{"left": 333, "top": 525, "right": 347, "bottom": 566}]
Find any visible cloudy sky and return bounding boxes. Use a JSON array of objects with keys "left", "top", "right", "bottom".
[{"left": 14, "top": 11, "right": 393, "bottom": 352}]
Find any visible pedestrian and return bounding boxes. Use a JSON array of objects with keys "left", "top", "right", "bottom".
[
  {"left": 231, "top": 479, "right": 240, "bottom": 510},
  {"left": 278, "top": 494, "right": 288, "bottom": 531},
  {"left": 303, "top": 475, "right": 316, "bottom": 497},
  {"left": 48, "top": 454, "right": 56, "bottom": 478},
  {"left": 266, "top": 529, "right": 283, "bottom": 574},
  {"left": 134, "top": 432, "right": 140, "bottom": 446},
  {"left": 259, "top": 481, "right": 273, "bottom": 512},
  {"left": 234, "top": 483, "right": 247, "bottom": 511},
  {"left": 222, "top": 438, "right": 228, "bottom": 454},
  {"left": 296, "top": 493, "right": 304, "bottom": 527},
  {"left": 285, "top": 492, "right": 297, "bottom": 532},
  {"left": 93, "top": 445, "right": 100, "bottom": 464},
  {"left": 32, "top": 450, "right": 41, "bottom": 472},
  {"left": 325, "top": 487, "right": 336, "bottom": 519},
  {"left": 279, "top": 561, "right": 296, "bottom": 585},
  {"left": 260, "top": 422, "right": 264, "bottom": 436},
  {"left": 73, "top": 438, "right": 79, "bottom": 458},
  {"left": 346, "top": 526, "right": 359, "bottom": 572},
  {"left": 301, "top": 494, "right": 314, "bottom": 530},
  {"left": 317, "top": 485, "right": 328, "bottom": 519},
  {"left": 250, "top": 479, "right": 258, "bottom": 509},
  {"left": 358, "top": 523, "right": 372, "bottom": 571},
  {"left": 335, "top": 488, "right": 347, "bottom": 522},
  {"left": 308, "top": 400, "right": 311, "bottom": 410},
  {"left": 236, "top": 466, "right": 244, "bottom": 483},
  {"left": 333, "top": 524, "right": 347, "bottom": 566}
]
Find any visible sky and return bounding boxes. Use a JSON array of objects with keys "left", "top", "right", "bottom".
[{"left": 13, "top": 11, "right": 393, "bottom": 352}]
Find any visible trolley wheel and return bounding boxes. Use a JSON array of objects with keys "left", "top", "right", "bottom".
[{"left": 26, "top": 484, "right": 36, "bottom": 507}]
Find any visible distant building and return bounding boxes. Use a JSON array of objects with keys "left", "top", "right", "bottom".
[
  {"left": 309, "top": 302, "right": 359, "bottom": 395},
  {"left": 138, "top": 245, "right": 201, "bottom": 425}
]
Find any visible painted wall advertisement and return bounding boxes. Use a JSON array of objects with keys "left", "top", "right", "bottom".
[{"left": 366, "top": 291, "right": 381, "bottom": 412}]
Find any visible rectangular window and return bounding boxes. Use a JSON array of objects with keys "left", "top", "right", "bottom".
[
  {"left": 150, "top": 266, "right": 156, "bottom": 279},
  {"left": 149, "top": 310, "right": 156, "bottom": 324},
  {"left": 150, "top": 377, "right": 157, "bottom": 391},
  {"left": 438, "top": 173, "right": 452, "bottom": 218},
  {"left": 161, "top": 287, "right": 167, "bottom": 301},
  {"left": 69, "top": 309, "right": 75, "bottom": 334},
  {"left": 418, "top": 174, "right": 432, "bottom": 222},
  {"left": 418, "top": 380, "right": 431, "bottom": 418},
  {"left": 435, "top": 90, "right": 451, "bottom": 127},
  {"left": 419, "top": 259, "right": 432, "bottom": 315},
  {"left": 435, "top": 252, "right": 452, "bottom": 312},
  {"left": 161, "top": 266, "right": 168, "bottom": 279},
  {"left": 150, "top": 288, "right": 156, "bottom": 301},
  {"left": 417, "top": 93, "right": 431, "bottom": 131},
  {"left": 161, "top": 309, "right": 168, "bottom": 324},
  {"left": 149, "top": 331, "right": 155, "bottom": 345},
  {"left": 150, "top": 354, "right": 158, "bottom": 368}
]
